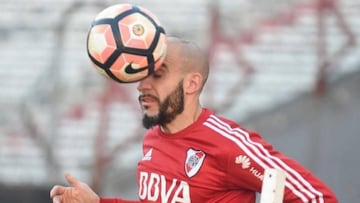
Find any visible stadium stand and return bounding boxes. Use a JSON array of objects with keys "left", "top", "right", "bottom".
[{"left": 0, "top": 0, "right": 359, "bottom": 201}]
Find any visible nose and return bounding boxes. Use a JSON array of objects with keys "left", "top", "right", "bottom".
[{"left": 137, "top": 75, "right": 152, "bottom": 92}]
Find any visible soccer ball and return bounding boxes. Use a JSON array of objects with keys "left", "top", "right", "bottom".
[{"left": 87, "top": 3, "right": 167, "bottom": 83}]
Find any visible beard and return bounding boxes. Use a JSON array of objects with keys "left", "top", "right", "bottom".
[{"left": 142, "top": 80, "right": 185, "bottom": 129}]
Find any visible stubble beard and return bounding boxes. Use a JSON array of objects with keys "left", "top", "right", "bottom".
[{"left": 142, "top": 80, "right": 185, "bottom": 129}]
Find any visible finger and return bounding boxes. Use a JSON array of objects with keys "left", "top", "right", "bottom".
[
  {"left": 50, "top": 185, "right": 67, "bottom": 198},
  {"left": 65, "top": 173, "right": 81, "bottom": 187},
  {"left": 53, "top": 195, "right": 62, "bottom": 203}
]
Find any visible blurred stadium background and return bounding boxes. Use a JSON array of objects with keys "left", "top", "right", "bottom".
[{"left": 0, "top": 0, "right": 359, "bottom": 202}]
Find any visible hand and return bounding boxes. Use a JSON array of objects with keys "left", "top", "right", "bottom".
[{"left": 50, "top": 173, "right": 100, "bottom": 203}]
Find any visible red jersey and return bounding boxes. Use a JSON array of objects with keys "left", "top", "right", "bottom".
[{"left": 100, "top": 108, "right": 338, "bottom": 203}]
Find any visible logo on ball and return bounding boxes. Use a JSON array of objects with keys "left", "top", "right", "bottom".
[{"left": 133, "top": 24, "right": 145, "bottom": 36}]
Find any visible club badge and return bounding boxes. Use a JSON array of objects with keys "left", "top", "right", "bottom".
[{"left": 185, "top": 148, "right": 206, "bottom": 178}]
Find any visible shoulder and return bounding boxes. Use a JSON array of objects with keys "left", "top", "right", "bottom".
[
  {"left": 200, "top": 112, "right": 249, "bottom": 146},
  {"left": 201, "top": 112, "right": 269, "bottom": 152},
  {"left": 202, "top": 111, "right": 249, "bottom": 136}
]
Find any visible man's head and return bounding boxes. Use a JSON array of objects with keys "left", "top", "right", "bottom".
[{"left": 137, "top": 37, "right": 209, "bottom": 129}]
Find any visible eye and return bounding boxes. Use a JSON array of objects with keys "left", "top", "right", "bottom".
[
  {"left": 153, "top": 73, "right": 162, "bottom": 79},
  {"left": 152, "top": 68, "right": 165, "bottom": 79}
]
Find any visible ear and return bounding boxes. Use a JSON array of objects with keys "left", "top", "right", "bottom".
[{"left": 184, "top": 72, "right": 202, "bottom": 94}]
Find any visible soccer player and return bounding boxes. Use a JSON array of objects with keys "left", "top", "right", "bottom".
[{"left": 50, "top": 37, "right": 338, "bottom": 203}]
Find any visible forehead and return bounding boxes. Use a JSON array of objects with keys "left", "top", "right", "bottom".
[{"left": 158, "top": 43, "right": 183, "bottom": 73}]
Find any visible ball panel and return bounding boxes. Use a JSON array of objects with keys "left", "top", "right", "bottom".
[
  {"left": 110, "top": 53, "right": 149, "bottom": 82},
  {"left": 125, "top": 38, "right": 148, "bottom": 51},
  {"left": 138, "top": 6, "right": 162, "bottom": 25},
  {"left": 119, "top": 13, "right": 156, "bottom": 50},
  {"left": 95, "top": 3, "right": 133, "bottom": 20},
  {"left": 88, "top": 24, "right": 117, "bottom": 64},
  {"left": 153, "top": 54, "right": 165, "bottom": 70},
  {"left": 152, "top": 34, "right": 167, "bottom": 68},
  {"left": 92, "top": 64, "right": 112, "bottom": 80}
]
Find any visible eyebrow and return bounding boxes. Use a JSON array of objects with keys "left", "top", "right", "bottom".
[{"left": 157, "top": 63, "right": 168, "bottom": 72}]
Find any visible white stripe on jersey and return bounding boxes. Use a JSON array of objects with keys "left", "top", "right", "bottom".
[{"left": 203, "top": 114, "right": 324, "bottom": 203}]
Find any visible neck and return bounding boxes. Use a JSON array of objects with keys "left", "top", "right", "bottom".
[{"left": 161, "top": 103, "right": 202, "bottom": 134}]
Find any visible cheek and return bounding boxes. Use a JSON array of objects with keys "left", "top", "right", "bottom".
[{"left": 156, "top": 89, "right": 171, "bottom": 102}]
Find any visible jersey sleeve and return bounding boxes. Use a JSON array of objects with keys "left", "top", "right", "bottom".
[
  {"left": 225, "top": 130, "right": 338, "bottom": 203},
  {"left": 100, "top": 197, "right": 141, "bottom": 203}
]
